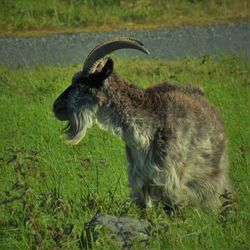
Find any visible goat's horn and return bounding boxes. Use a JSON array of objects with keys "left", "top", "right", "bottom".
[{"left": 83, "top": 37, "right": 150, "bottom": 73}]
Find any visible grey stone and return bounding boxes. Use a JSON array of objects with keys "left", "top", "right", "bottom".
[{"left": 80, "top": 214, "right": 168, "bottom": 249}]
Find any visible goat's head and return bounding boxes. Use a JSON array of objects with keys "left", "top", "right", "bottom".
[{"left": 53, "top": 37, "right": 149, "bottom": 144}]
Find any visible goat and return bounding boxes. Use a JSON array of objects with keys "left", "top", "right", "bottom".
[{"left": 53, "top": 37, "right": 231, "bottom": 213}]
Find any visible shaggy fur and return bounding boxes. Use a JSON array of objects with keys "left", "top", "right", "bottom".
[{"left": 53, "top": 59, "right": 230, "bottom": 212}]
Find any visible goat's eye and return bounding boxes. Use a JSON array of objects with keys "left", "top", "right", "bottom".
[
  {"left": 78, "top": 82, "right": 87, "bottom": 89},
  {"left": 78, "top": 83, "right": 84, "bottom": 88},
  {"left": 78, "top": 84, "right": 91, "bottom": 94}
]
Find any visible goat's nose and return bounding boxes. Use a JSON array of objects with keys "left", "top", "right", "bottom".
[
  {"left": 52, "top": 100, "right": 58, "bottom": 113},
  {"left": 53, "top": 98, "right": 62, "bottom": 114}
]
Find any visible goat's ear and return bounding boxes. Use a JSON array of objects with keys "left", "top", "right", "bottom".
[
  {"left": 101, "top": 58, "right": 113, "bottom": 80},
  {"left": 88, "top": 58, "right": 113, "bottom": 89}
]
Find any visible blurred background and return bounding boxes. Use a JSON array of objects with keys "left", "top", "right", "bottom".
[{"left": 0, "top": 0, "right": 249, "bottom": 36}]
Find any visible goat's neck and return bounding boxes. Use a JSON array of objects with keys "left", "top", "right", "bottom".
[{"left": 97, "top": 74, "right": 155, "bottom": 149}]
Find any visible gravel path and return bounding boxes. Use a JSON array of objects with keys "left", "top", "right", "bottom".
[{"left": 0, "top": 22, "right": 249, "bottom": 68}]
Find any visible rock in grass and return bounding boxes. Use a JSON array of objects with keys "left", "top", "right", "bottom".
[{"left": 80, "top": 214, "right": 168, "bottom": 249}]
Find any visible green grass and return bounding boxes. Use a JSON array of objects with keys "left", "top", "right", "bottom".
[
  {"left": 0, "top": 0, "right": 249, "bottom": 36},
  {"left": 0, "top": 55, "right": 249, "bottom": 249}
]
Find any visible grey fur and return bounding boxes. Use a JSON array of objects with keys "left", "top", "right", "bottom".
[{"left": 53, "top": 42, "right": 230, "bottom": 212}]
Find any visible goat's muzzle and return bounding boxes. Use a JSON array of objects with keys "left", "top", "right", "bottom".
[
  {"left": 53, "top": 98, "right": 71, "bottom": 121},
  {"left": 53, "top": 85, "right": 74, "bottom": 121}
]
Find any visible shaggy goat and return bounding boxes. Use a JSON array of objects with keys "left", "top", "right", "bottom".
[{"left": 53, "top": 37, "right": 230, "bottom": 212}]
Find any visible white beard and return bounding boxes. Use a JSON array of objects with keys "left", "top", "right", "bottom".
[{"left": 65, "top": 109, "right": 94, "bottom": 145}]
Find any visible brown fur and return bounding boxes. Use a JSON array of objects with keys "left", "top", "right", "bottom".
[{"left": 96, "top": 73, "right": 230, "bottom": 211}]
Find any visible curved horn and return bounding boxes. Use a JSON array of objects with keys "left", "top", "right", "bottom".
[{"left": 83, "top": 37, "right": 150, "bottom": 73}]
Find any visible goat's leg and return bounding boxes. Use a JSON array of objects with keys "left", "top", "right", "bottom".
[
  {"left": 130, "top": 185, "right": 154, "bottom": 208},
  {"left": 130, "top": 190, "right": 146, "bottom": 208}
]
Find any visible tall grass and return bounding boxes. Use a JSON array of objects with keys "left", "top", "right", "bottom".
[
  {"left": 0, "top": 55, "right": 249, "bottom": 249},
  {"left": 0, "top": 0, "right": 249, "bottom": 36}
]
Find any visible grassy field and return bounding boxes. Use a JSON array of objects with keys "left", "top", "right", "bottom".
[
  {"left": 0, "top": 0, "right": 249, "bottom": 37},
  {"left": 0, "top": 55, "right": 249, "bottom": 249}
]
